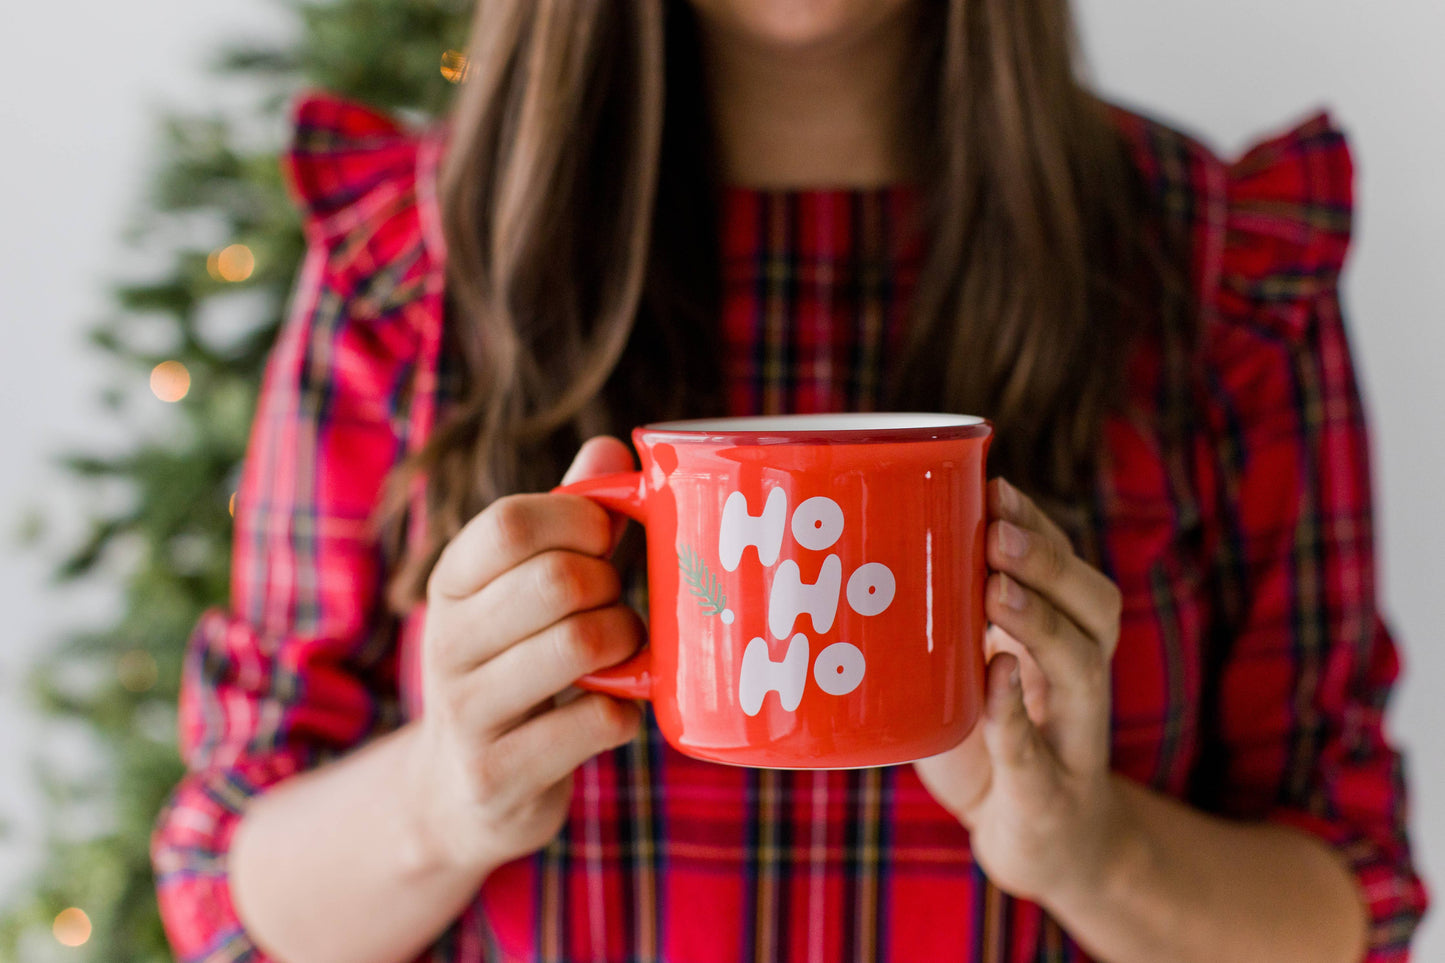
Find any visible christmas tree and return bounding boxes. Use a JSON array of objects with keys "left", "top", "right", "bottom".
[{"left": 2, "top": 1, "right": 469, "bottom": 958}]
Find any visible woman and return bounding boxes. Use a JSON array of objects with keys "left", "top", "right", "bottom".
[{"left": 151, "top": 1, "right": 1428, "bottom": 961}]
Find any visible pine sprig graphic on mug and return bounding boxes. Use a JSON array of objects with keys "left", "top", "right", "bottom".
[{"left": 678, "top": 544, "right": 728, "bottom": 616}]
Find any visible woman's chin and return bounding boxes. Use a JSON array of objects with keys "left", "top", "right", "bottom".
[{"left": 686, "top": 0, "right": 915, "bottom": 53}]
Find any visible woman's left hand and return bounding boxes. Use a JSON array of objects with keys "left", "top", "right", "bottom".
[{"left": 913, "top": 477, "right": 1129, "bottom": 907}]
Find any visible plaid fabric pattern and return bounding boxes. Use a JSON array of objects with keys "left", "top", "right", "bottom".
[{"left": 152, "top": 93, "right": 1428, "bottom": 962}]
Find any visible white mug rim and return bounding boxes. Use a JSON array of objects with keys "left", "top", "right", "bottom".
[{"left": 640, "top": 412, "right": 989, "bottom": 443}]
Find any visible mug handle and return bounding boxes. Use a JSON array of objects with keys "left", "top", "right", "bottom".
[{"left": 551, "top": 471, "right": 653, "bottom": 701}]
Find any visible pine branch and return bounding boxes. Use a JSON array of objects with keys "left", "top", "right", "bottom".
[{"left": 677, "top": 545, "right": 728, "bottom": 617}]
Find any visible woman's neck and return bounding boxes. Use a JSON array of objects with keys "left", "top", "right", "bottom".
[{"left": 695, "top": 7, "right": 922, "bottom": 189}]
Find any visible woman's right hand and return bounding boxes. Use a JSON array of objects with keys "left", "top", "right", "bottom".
[{"left": 407, "top": 437, "right": 645, "bottom": 875}]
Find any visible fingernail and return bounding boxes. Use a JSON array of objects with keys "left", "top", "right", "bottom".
[
  {"left": 998, "top": 477, "right": 1020, "bottom": 513},
  {"left": 1009, "top": 661, "right": 1021, "bottom": 688},
  {"left": 998, "top": 573, "right": 1027, "bottom": 611},
  {"left": 998, "top": 520, "right": 1029, "bottom": 559}
]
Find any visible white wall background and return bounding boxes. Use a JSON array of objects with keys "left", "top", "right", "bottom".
[{"left": 0, "top": 0, "right": 1439, "bottom": 957}]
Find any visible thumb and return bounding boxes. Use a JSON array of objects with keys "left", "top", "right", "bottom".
[
  {"left": 981, "top": 652, "right": 1044, "bottom": 772},
  {"left": 561, "top": 436, "right": 636, "bottom": 486}
]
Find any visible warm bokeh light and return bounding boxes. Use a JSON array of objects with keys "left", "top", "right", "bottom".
[
  {"left": 150, "top": 360, "right": 191, "bottom": 403},
  {"left": 440, "top": 49, "right": 471, "bottom": 84},
  {"left": 53, "top": 908, "right": 91, "bottom": 947},
  {"left": 207, "top": 243, "right": 255, "bottom": 283},
  {"left": 117, "top": 650, "right": 159, "bottom": 693}
]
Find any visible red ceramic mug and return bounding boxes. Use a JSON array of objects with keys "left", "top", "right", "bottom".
[{"left": 556, "top": 413, "right": 992, "bottom": 769}]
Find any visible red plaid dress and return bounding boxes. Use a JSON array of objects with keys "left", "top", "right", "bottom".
[{"left": 152, "top": 93, "right": 1428, "bottom": 962}]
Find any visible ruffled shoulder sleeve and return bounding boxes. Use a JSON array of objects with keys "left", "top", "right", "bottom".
[
  {"left": 1213, "top": 113, "right": 1353, "bottom": 337},
  {"left": 281, "top": 91, "right": 448, "bottom": 268},
  {"left": 1186, "top": 113, "right": 1429, "bottom": 959},
  {"left": 151, "top": 94, "right": 452, "bottom": 962}
]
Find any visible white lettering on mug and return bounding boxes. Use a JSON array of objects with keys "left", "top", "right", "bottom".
[
  {"left": 768, "top": 555, "right": 842, "bottom": 640},
  {"left": 711, "top": 487, "right": 893, "bottom": 715},
  {"left": 790, "top": 496, "right": 845, "bottom": 551},
  {"left": 845, "top": 562, "right": 896, "bottom": 617},
  {"left": 739, "top": 633, "right": 810, "bottom": 715},
  {"left": 813, "top": 642, "right": 866, "bottom": 696},
  {"left": 718, "top": 488, "right": 787, "bottom": 572}
]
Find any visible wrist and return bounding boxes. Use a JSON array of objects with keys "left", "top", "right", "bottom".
[
  {"left": 1046, "top": 775, "right": 1154, "bottom": 921},
  {"left": 394, "top": 721, "right": 499, "bottom": 883}
]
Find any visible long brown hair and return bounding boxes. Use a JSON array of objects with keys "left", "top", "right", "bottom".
[{"left": 381, "top": 0, "right": 1155, "bottom": 612}]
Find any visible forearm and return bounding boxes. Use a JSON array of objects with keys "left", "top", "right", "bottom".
[
  {"left": 230, "top": 721, "right": 491, "bottom": 963},
  {"left": 1047, "top": 775, "right": 1367, "bottom": 963}
]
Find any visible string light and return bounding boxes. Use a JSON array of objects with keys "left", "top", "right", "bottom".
[
  {"left": 117, "top": 650, "right": 159, "bottom": 693},
  {"left": 440, "top": 50, "right": 472, "bottom": 84},
  {"left": 207, "top": 244, "right": 255, "bottom": 283},
  {"left": 150, "top": 361, "right": 191, "bottom": 403},
  {"left": 53, "top": 907, "right": 92, "bottom": 947}
]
